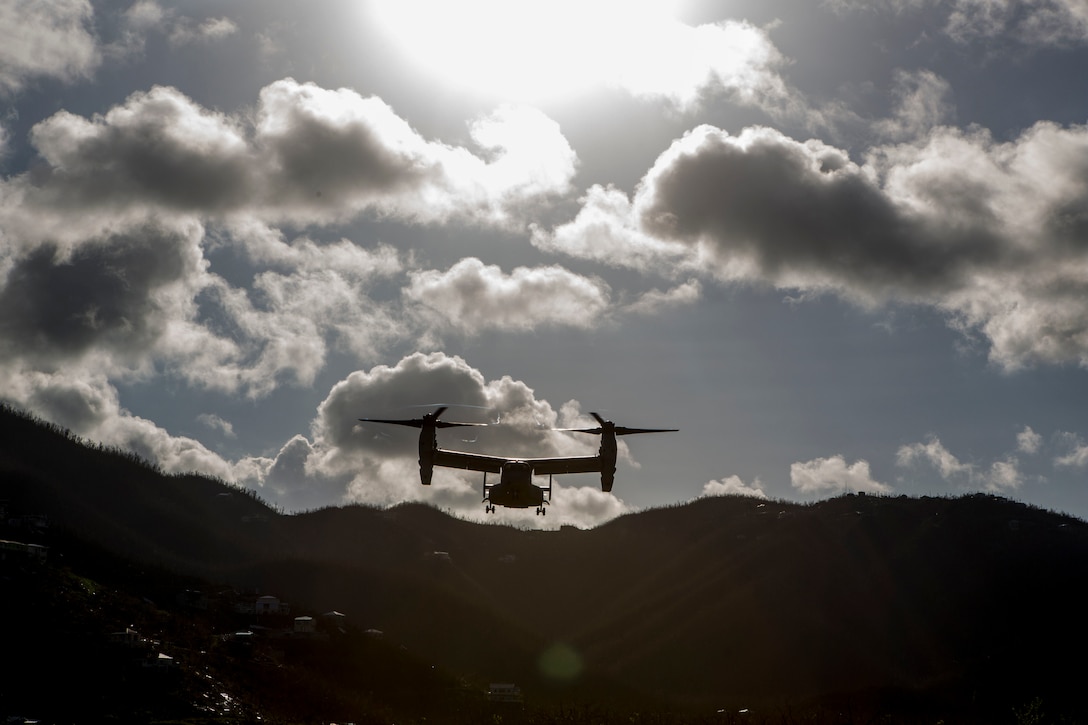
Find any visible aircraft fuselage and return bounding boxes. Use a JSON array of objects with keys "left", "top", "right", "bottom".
[{"left": 485, "top": 461, "right": 546, "bottom": 510}]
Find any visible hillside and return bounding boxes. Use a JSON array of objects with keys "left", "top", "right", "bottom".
[{"left": 4, "top": 404, "right": 1088, "bottom": 723}]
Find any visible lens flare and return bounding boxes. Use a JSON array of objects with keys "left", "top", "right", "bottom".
[{"left": 538, "top": 641, "right": 584, "bottom": 680}]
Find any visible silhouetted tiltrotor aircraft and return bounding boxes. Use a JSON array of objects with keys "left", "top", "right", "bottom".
[{"left": 359, "top": 407, "right": 676, "bottom": 515}]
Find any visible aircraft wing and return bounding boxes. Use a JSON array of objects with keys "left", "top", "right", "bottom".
[
  {"left": 525, "top": 455, "right": 602, "bottom": 475},
  {"left": 434, "top": 449, "right": 602, "bottom": 476},
  {"left": 434, "top": 448, "right": 507, "bottom": 474}
]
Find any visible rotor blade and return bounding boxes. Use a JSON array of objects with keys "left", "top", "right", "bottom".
[
  {"left": 358, "top": 417, "right": 425, "bottom": 429},
  {"left": 558, "top": 412, "right": 676, "bottom": 435},
  {"left": 358, "top": 411, "right": 487, "bottom": 430},
  {"left": 554, "top": 426, "right": 604, "bottom": 435},
  {"left": 357, "top": 404, "right": 447, "bottom": 428},
  {"left": 552, "top": 411, "right": 608, "bottom": 434}
]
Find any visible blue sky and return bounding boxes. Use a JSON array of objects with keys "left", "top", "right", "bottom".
[{"left": 4, "top": 0, "right": 1088, "bottom": 527}]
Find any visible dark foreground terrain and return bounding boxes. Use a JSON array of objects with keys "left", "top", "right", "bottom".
[{"left": 3, "top": 404, "right": 1088, "bottom": 724}]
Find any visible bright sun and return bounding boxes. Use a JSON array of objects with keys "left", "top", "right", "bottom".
[{"left": 371, "top": 0, "right": 688, "bottom": 104}]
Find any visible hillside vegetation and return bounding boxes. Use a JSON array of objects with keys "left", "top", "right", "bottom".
[{"left": 3, "top": 404, "right": 1088, "bottom": 723}]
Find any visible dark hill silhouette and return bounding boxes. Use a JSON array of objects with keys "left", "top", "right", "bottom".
[{"left": 4, "top": 403, "right": 1088, "bottom": 721}]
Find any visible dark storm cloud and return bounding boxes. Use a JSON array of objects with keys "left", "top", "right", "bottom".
[
  {"left": 20, "top": 373, "right": 117, "bottom": 434},
  {"left": 0, "top": 221, "right": 201, "bottom": 362},
  {"left": 0, "top": 75, "right": 587, "bottom": 407},
  {"left": 30, "top": 86, "right": 253, "bottom": 212},
  {"left": 638, "top": 125, "right": 1007, "bottom": 300},
  {"left": 19, "top": 79, "right": 576, "bottom": 227},
  {"left": 249, "top": 83, "right": 577, "bottom": 224},
  {"left": 254, "top": 80, "right": 440, "bottom": 211},
  {"left": 541, "top": 120, "right": 1088, "bottom": 368},
  {"left": 314, "top": 352, "right": 491, "bottom": 461}
]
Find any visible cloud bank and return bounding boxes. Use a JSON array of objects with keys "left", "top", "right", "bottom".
[
  {"left": 537, "top": 120, "right": 1088, "bottom": 370},
  {"left": 0, "top": 76, "right": 619, "bottom": 526},
  {"left": 15, "top": 80, "right": 576, "bottom": 230}
]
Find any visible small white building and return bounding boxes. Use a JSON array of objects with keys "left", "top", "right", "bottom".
[
  {"left": 321, "top": 611, "right": 347, "bottom": 631},
  {"left": 143, "top": 652, "right": 175, "bottom": 669},
  {"left": 0, "top": 539, "right": 47, "bottom": 563},
  {"left": 109, "top": 627, "right": 145, "bottom": 647},
  {"left": 294, "top": 616, "right": 315, "bottom": 634}
]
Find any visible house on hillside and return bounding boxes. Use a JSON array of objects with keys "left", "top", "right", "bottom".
[
  {"left": 488, "top": 683, "right": 523, "bottom": 704},
  {"left": 321, "top": 610, "right": 347, "bottom": 633},
  {"left": 110, "top": 627, "right": 144, "bottom": 647},
  {"left": 143, "top": 652, "right": 175, "bottom": 670},
  {"left": 256, "top": 595, "right": 289, "bottom": 615},
  {"left": 109, "top": 627, "right": 157, "bottom": 649},
  {"left": 294, "top": 616, "right": 315, "bottom": 634},
  {"left": 7, "top": 513, "right": 49, "bottom": 533},
  {"left": 0, "top": 539, "right": 47, "bottom": 563}
]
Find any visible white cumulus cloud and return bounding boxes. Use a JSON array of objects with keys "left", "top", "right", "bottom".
[
  {"left": 790, "top": 455, "right": 891, "bottom": 494},
  {"left": 1017, "top": 425, "right": 1042, "bottom": 454},
  {"left": 703, "top": 475, "right": 768, "bottom": 499},
  {"left": 405, "top": 258, "right": 611, "bottom": 334},
  {"left": 897, "top": 434, "right": 1028, "bottom": 492},
  {"left": 237, "top": 352, "right": 627, "bottom": 527},
  {"left": 0, "top": 0, "right": 99, "bottom": 93}
]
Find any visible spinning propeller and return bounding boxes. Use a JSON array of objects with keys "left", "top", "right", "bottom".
[
  {"left": 358, "top": 406, "right": 486, "bottom": 430},
  {"left": 559, "top": 411, "right": 677, "bottom": 436}
]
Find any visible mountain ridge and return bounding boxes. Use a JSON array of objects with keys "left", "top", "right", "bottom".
[{"left": 4, "top": 403, "right": 1088, "bottom": 721}]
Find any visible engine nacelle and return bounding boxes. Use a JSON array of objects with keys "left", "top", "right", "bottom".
[
  {"left": 600, "top": 469, "right": 615, "bottom": 493},
  {"left": 599, "top": 430, "right": 618, "bottom": 492},
  {"left": 419, "top": 425, "right": 437, "bottom": 485}
]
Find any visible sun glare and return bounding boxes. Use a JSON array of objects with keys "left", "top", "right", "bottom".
[{"left": 371, "top": 0, "right": 685, "bottom": 104}]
